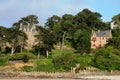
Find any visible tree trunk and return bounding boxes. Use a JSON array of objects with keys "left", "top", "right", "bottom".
[
  {"left": 20, "top": 45, "right": 23, "bottom": 53},
  {"left": 58, "top": 38, "right": 61, "bottom": 49},
  {"left": 46, "top": 50, "right": 49, "bottom": 58},
  {"left": 37, "top": 51, "right": 40, "bottom": 59},
  {"left": 61, "top": 31, "right": 66, "bottom": 50},
  {"left": 11, "top": 46, "right": 14, "bottom": 55}
]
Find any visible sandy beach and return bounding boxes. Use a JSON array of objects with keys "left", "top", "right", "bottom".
[{"left": 0, "top": 75, "right": 120, "bottom": 80}]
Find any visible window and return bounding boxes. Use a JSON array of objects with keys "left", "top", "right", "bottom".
[
  {"left": 98, "top": 44, "right": 102, "bottom": 48},
  {"left": 32, "top": 29, "right": 36, "bottom": 33},
  {"left": 92, "top": 37, "right": 96, "bottom": 41},
  {"left": 93, "top": 44, "right": 96, "bottom": 47}
]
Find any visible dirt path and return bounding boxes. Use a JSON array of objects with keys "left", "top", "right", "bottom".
[{"left": 1, "top": 61, "right": 34, "bottom": 71}]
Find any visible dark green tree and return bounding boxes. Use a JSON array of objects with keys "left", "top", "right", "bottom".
[
  {"left": 13, "top": 15, "right": 39, "bottom": 29},
  {"left": 7, "top": 28, "right": 27, "bottom": 55},
  {"left": 45, "top": 15, "right": 61, "bottom": 30},
  {"left": 72, "top": 29, "right": 91, "bottom": 53},
  {"left": 0, "top": 26, "right": 7, "bottom": 53},
  {"left": 107, "top": 26, "right": 120, "bottom": 49},
  {"left": 74, "top": 8, "right": 107, "bottom": 30},
  {"left": 35, "top": 26, "right": 57, "bottom": 58},
  {"left": 19, "top": 15, "right": 39, "bottom": 25}
]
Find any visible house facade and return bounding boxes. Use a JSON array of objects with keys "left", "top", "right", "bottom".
[
  {"left": 91, "top": 30, "right": 112, "bottom": 49},
  {"left": 20, "top": 23, "right": 39, "bottom": 49}
]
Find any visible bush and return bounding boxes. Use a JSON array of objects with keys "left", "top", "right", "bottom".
[
  {"left": 8, "top": 52, "right": 36, "bottom": 61},
  {"left": 52, "top": 52, "right": 76, "bottom": 71},
  {"left": 22, "top": 54, "right": 29, "bottom": 63},
  {"left": 75, "top": 54, "right": 93, "bottom": 67},
  {"left": 35, "top": 59, "right": 55, "bottom": 72},
  {"left": 93, "top": 46, "right": 120, "bottom": 71},
  {"left": 22, "top": 66, "right": 33, "bottom": 72},
  {"left": 0, "top": 57, "right": 8, "bottom": 66}
]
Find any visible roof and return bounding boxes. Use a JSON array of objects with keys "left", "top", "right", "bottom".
[{"left": 93, "top": 30, "right": 111, "bottom": 37}]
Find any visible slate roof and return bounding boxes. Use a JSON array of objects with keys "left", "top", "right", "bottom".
[{"left": 94, "top": 30, "right": 111, "bottom": 37}]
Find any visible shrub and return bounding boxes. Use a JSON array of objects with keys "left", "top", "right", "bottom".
[
  {"left": 75, "top": 54, "right": 93, "bottom": 67},
  {"left": 22, "top": 54, "right": 29, "bottom": 63},
  {"left": 93, "top": 46, "right": 120, "bottom": 71},
  {"left": 35, "top": 59, "right": 55, "bottom": 72},
  {"left": 22, "top": 66, "right": 33, "bottom": 72},
  {"left": 8, "top": 52, "right": 36, "bottom": 61},
  {"left": 52, "top": 52, "right": 76, "bottom": 71},
  {"left": 0, "top": 57, "right": 8, "bottom": 66}
]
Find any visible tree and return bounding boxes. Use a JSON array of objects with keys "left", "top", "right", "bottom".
[
  {"left": 107, "top": 26, "right": 120, "bottom": 49},
  {"left": 60, "top": 14, "right": 76, "bottom": 49},
  {"left": 0, "top": 26, "right": 7, "bottom": 53},
  {"left": 45, "top": 15, "right": 61, "bottom": 30},
  {"left": 7, "top": 28, "right": 27, "bottom": 55},
  {"left": 13, "top": 15, "right": 39, "bottom": 29},
  {"left": 19, "top": 15, "right": 39, "bottom": 25},
  {"left": 45, "top": 15, "right": 64, "bottom": 49},
  {"left": 74, "top": 8, "right": 107, "bottom": 30},
  {"left": 72, "top": 29, "right": 91, "bottom": 53},
  {"left": 35, "top": 26, "right": 57, "bottom": 58}
]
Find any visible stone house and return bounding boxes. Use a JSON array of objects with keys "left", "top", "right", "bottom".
[
  {"left": 20, "top": 23, "right": 39, "bottom": 49},
  {"left": 91, "top": 30, "right": 112, "bottom": 49}
]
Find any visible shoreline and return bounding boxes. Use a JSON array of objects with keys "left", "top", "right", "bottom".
[{"left": 0, "top": 71, "right": 120, "bottom": 80}]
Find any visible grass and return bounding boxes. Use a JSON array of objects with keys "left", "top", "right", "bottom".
[
  {"left": 50, "top": 49, "right": 75, "bottom": 56},
  {"left": 30, "top": 59, "right": 55, "bottom": 72}
]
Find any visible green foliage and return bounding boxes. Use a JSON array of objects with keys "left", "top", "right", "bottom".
[
  {"left": 22, "top": 54, "right": 29, "bottom": 63},
  {"left": 52, "top": 52, "right": 76, "bottom": 71},
  {"left": 93, "top": 46, "right": 120, "bottom": 71},
  {"left": 45, "top": 15, "right": 61, "bottom": 30},
  {"left": 18, "top": 15, "right": 39, "bottom": 25},
  {"left": 35, "top": 26, "right": 57, "bottom": 58},
  {"left": 35, "top": 59, "right": 55, "bottom": 72},
  {"left": 0, "top": 57, "right": 8, "bottom": 66},
  {"left": 74, "top": 8, "right": 107, "bottom": 30},
  {"left": 107, "top": 26, "right": 120, "bottom": 49},
  {"left": 75, "top": 54, "right": 93, "bottom": 67},
  {"left": 6, "top": 28, "right": 27, "bottom": 55},
  {"left": 72, "top": 29, "right": 91, "bottom": 53},
  {"left": 8, "top": 52, "right": 36, "bottom": 61},
  {"left": 22, "top": 66, "right": 33, "bottom": 72}
]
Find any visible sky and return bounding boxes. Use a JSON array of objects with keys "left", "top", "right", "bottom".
[{"left": 0, "top": 0, "right": 120, "bottom": 27}]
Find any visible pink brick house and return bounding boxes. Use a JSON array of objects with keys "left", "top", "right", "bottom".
[{"left": 91, "top": 30, "right": 112, "bottom": 49}]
